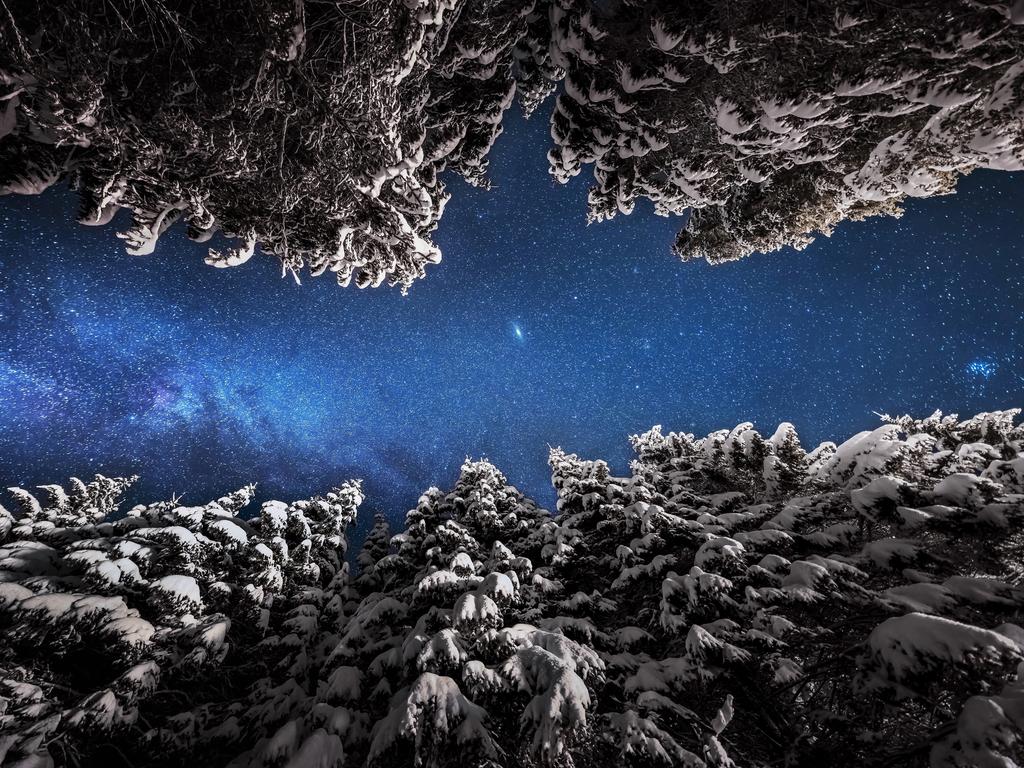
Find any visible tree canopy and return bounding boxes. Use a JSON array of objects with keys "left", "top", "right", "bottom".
[
  {"left": 2, "top": 409, "right": 1023, "bottom": 766},
  {"left": 2, "top": 0, "right": 1022, "bottom": 289}
]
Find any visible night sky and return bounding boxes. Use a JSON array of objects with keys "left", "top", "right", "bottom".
[{"left": 1, "top": 110, "right": 1022, "bottom": 528}]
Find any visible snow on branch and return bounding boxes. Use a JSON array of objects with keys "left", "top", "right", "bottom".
[{"left": 1, "top": 409, "right": 1023, "bottom": 765}]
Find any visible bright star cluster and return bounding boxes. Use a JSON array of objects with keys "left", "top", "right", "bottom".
[
  {"left": 0, "top": 112, "right": 1022, "bottom": 524},
  {"left": 966, "top": 358, "right": 999, "bottom": 380}
]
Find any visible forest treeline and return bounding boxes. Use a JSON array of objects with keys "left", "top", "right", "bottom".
[{"left": 1, "top": 410, "right": 1023, "bottom": 766}]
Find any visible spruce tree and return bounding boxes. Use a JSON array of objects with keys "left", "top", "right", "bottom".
[
  {"left": 0, "top": 0, "right": 533, "bottom": 291},
  {"left": 2, "top": 410, "right": 1023, "bottom": 766},
  {"left": 4, "top": 2, "right": 1024, "bottom": 283},
  {"left": 532, "top": 0, "right": 1024, "bottom": 265}
]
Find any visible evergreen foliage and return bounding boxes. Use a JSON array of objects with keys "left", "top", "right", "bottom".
[
  {"left": 2, "top": 2, "right": 1023, "bottom": 284},
  {"left": 0, "top": 0, "right": 529, "bottom": 291},
  {"left": 2, "top": 410, "right": 1023, "bottom": 766},
  {"left": 535, "top": 0, "right": 1024, "bottom": 263}
]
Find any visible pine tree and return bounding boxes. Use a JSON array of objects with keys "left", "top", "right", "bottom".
[
  {"left": 2, "top": 410, "right": 1023, "bottom": 766},
  {"left": 0, "top": 475, "right": 363, "bottom": 766},
  {"left": 5, "top": 2, "right": 1024, "bottom": 286},
  {"left": 531, "top": 0, "right": 1024, "bottom": 266},
  {"left": 0, "top": 0, "right": 534, "bottom": 291}
]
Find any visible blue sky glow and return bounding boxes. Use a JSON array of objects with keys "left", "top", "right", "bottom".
[{"left": 1, "top": 111, "right": 1022, "bottom": 526}]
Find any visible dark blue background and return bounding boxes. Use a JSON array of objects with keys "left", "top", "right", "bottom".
[{"left": 1, "top": 111, "right": 1022, "bottom": 531}]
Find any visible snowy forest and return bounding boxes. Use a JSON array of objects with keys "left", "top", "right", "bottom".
[
  {"left": 1, "top": 1, "right": 1023, "bottom": 288},
  {"left": 2, "top": 1, "right": 1024, "bottom": 767},
  {"left": 2, "top": 411, "right": 1024, "bottom": 767}
]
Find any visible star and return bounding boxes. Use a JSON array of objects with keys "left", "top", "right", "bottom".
[
  {"left": 0, "top": 112, "right": 1021, "bottom": 523},
  {"left": 965, "top": 358, "right": 998, "bottom": 380}
]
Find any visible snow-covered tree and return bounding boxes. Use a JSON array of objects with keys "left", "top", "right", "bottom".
[
  {"left": 0, "top": 0, "right": 533, "bottom": 291},
  {"left": 2, "top": 409, "right": 1022, "bottom": 765},
  {"left": 529, "top": 0, "right": 1024, "bottom": 265},
  {"left": 0, "top": 475, "right": 363, "bottom": 766},
  {"left": 5, "top": 2, "right": 1024, "bottom": 286}
]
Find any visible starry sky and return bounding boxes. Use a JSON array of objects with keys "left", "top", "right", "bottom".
[{"left": 1, "top": 111, "right": 1022, "bottom": 528}]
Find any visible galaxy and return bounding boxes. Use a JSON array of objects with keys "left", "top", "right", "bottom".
[{"left": 0, "top": 112, "right": 1022, "bottom": 524}]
